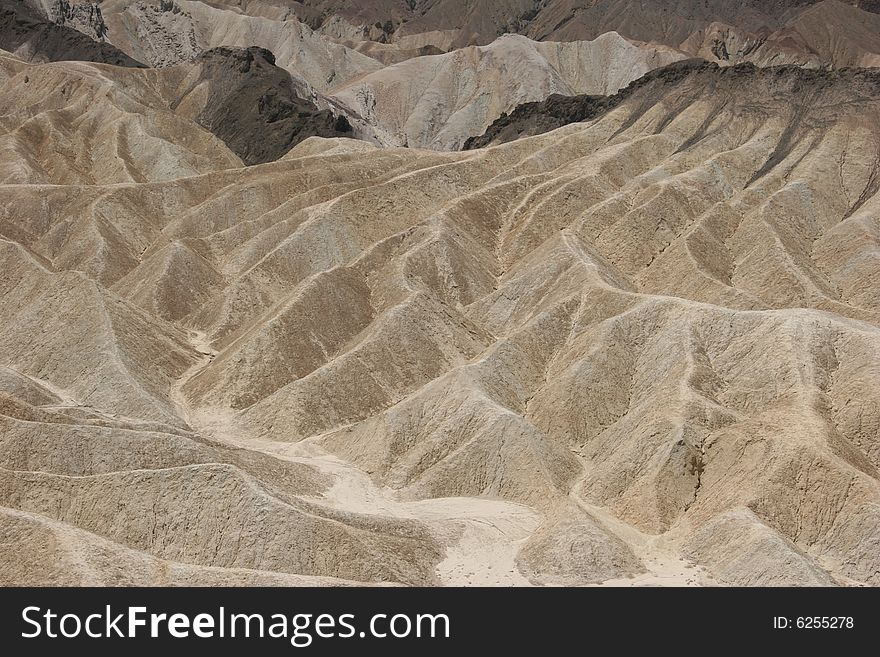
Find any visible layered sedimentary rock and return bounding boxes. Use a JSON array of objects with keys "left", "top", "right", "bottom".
[{"left": 2, "top": 46, "right": 879, "bottom": 586}]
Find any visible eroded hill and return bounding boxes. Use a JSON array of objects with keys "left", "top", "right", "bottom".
[{"left": 1, "top": 49, "right": 879, "bottom": 586}]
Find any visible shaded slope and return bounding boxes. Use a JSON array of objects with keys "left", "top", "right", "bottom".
[
  {"left": 0, "top": 0, "right": 142, "bottom": 66},
  {"left": 3, "top": 52, "right": 880, "bottom": 586},
  {"left": 0, "top": 44, "right": 363, "bottom": 183},
  {"left": 174, "top": 46, "right": 353, "bottom": 165},
  {"left": 0, "top": 52, "right": 241, "bottom": 184},
  {"left": 466, "top": 60, "right": 880, "bottom": 148},
  {"left": 98, "top": 0, "right": 382, "bottom": 89},
  {"left": 0, "top": 507, "right": 370, "bottom": 586},
  {"left": 332, "top": 31, "right": 684, "bottom": 149},
  {"left": 464, "top": 90, "right": 629, "bottom": 150}
]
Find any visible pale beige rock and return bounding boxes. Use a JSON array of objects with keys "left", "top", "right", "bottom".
[
  {"left": 100, "top": 0, "right": 383, "bottom": 90},
  {"left": 332, "top": 32, "right": 685, "bottom": 149},
  {"left": 2, "top": 50, "right": 880, "bottom": 587}
]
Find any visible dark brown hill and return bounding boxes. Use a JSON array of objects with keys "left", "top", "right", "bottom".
[
  {"left": 180, "top": 46, "right": 353, "bottom": 165},
  {"left": 0, "top": 0, "right": 142, "bottom": 66}
]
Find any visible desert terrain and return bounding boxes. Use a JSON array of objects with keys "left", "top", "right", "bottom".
[{"left": 0, "top": 1, "right": 878, "bottom": 587}]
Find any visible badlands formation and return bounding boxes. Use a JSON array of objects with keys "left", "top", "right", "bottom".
[
  {"left": 0, "top": 1, "right": 879, "bottom": 587},
  {"left": 306, "top": 0, "right": 880, "bottom": 68}
]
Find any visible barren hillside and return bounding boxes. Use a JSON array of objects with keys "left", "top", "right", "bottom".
[
  {"left": 19, "top": 1, "right": 880, "bottom": 154},
  {"left": 292, "top": 0, "right": 880, "bottom": 68},
  {"left": 331, "top": 31, "right": 684, "bottom": 149},
  {"left": 2, "top": 41, "right": 879, "bottom": 586},
  {"left": 0, "top": 0, "right": 142, "bottom": 65}
]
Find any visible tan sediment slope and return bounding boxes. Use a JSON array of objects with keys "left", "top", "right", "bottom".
[
  {"left": 24, "top": 1, "right": 880, "bottom": 71},
  {"left": 0, "top": 45, "right": 366, "bottom": 183},
  {"left": 2, "top": 53, "right": 880, "bottom": 586},
  {"left": 0, "top": 52, "right": 240, "bottom": 184},
  {"left": 82, "top": 3, "right": 691, "bottom": 149},
  {"left": 91, "top": 1, "right": 391, "bottom": 143},
  {"left": 332, "top": 32, "right": 685, "bottom": 149},
  {"left": 78, "top": 4, "right": 691, "bottom": 150}
]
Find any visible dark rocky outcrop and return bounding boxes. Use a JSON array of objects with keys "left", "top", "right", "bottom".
[
  {"left": 464, "top": 59, "right": 709, "bottom": 149},
  {"left": 182, "top": 46, "right": 354, "bottom": 165},
  {"left": 463, "top": 92, "right": 624, "bottom": 150},
  {"left": 0, "top": 0, "right": 142, "bottom": 66},
  {"left": 465, "top": 59, "right": 880, "bottom": 149}
]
